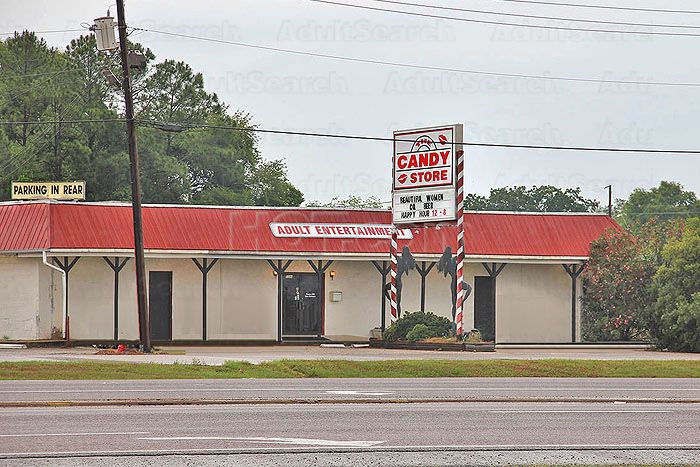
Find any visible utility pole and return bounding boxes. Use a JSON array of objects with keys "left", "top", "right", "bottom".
[
  {"left": 605, "top": 185, "right": 612, "bottom": 217},
  {"left": 116, "top": 0, "right": 151, "bottom": 352}
]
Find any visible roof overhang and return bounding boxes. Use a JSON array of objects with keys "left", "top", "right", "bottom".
[{"left": 17, "top": 249, "right": 587, "bottom": 264}]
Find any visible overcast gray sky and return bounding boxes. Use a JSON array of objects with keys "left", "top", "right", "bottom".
[{"left": 3, "top": 0, "right": 699, "bottom": 205}]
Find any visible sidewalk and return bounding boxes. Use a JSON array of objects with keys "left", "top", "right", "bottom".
[{"left": 0, "top": 345, "right": 699, "bottom": 366}]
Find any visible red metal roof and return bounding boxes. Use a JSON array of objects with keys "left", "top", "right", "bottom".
[{"left": 0, "top": 201, "right": 620, "bottom": 258}]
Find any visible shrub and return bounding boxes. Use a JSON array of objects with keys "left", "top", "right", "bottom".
[
  {"left": 581, "top": 228, "right": 657, "bottom": 341},
  {"left": 406, "top": 324, "right": 433, "bottom": 342},
  {"left": 653, "top": 218, "right": 700, "bottom": 352},
  {"left": 657, "top": 293, "right": 700, "bottom": 352},
  {"left": 382, "top": 311, "right": 452, "bottom": 342}
]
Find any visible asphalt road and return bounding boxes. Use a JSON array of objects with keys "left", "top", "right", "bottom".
[
  {"left": 0, "top": 377, "right": 698, "bottom": 403},
  {"left": 0, "top": 402, "right": 698, "bottom": 465}
]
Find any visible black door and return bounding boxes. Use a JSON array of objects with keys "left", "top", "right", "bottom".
[
  {"left": 283, "top": 273, "right": 322, "bottom": 336},
  {"left": 149, "top": 271, "right": 172, "bottom": 340},
  {"left": 474, "top": 276, "right": 495, "bottom": 342}
]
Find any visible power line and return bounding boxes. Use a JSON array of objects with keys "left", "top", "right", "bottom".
[
  {"left": 0, "top": 68, "right": 79, "bottom": 82},
  {"left": 140, "top": 120, "right": 700, "bottom": 155},
  {"left": 0, "top": 28, "right": 85, "bottom": 37},
  {"left": 369, "top": 0, "right": 700, "bottom": 29},
  {"left": 0, "top": 72, "right": 78, "bottom": 109},
  {"left": 137, "top": 28, "right": 700, "bottom": 88},
  {"left": 624, "top": 210, "right": 700, "bottom": 215},
  {"left": 1, "top": 92, "right": 85, "bottom": 177},
  {"left": 310, "top": 0, "right": 700, "bottom": 37},
  {"left": 0, "top": 119, "right": 124, "bottom": 125},
  {"left": 491, "top": 0, "right": 700, "bottom": 14}
]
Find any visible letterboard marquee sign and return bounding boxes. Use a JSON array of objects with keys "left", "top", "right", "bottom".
[
  {"left": 392, "top": 124, "right": 462, "bottom": 224},
  {"left": 11, "top": 181, "right": 86, "bottom": 200}
]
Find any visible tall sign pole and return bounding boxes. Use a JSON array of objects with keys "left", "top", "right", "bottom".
[
  {"left": 389, "top": 230, "right": 399, "bottom": 323},
  {"left": 391, "top": 124, "right": 463, "bottom": 333},
  {"left": 454, "top": 149, "right": 465, "bottom": 337},
  {"left": 116, "top": 0, "right": 151, "bottom": 352}
]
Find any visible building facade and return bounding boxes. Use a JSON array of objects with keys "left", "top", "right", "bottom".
[{"left": 0, "top": 201, "right": 618, "bottom": 343}]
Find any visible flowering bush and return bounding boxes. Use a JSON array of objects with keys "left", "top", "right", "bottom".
[
  {"left": 581, "top": 228, "right": 657, "bottom": 341},
  {"left": 581, "top": 219, "right": 685, "bottom": 342},
  {"left": 603, "top": 314, "right": 637, "bottom": 341}
]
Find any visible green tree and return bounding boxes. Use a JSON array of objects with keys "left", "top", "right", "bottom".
[
  {"left": 464, "top": 185, "right": 599, "bottom": 212},
  {"left": 0, "top": 31, "right": 304, "bottom": 206},
  {"left": 652, "top": 218, "right": 700, "bottom": 352},
  {"left": 581, "top": 220, "right": 685, "bottom": 342},
  {"left": 248, "top": 159, "right": 303, "bottom": 206},
  {"left": 619, "top": 181, "right": 700, "bottom": 227},
  {"left": 581, "top": 229, "right": 657, "bottom": 341},
  {"left": 0, "top": 32, "right": 57, "bottom": 147},
  {"left": 306, "top": 195, "right": 384, "bottom": 208}
]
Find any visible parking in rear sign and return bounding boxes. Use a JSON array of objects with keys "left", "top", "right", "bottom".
[{"left": 392, "top": 124, "right": 462, "bottom": 224}]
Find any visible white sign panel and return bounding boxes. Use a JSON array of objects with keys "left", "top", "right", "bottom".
[
  {"left": 11, "top": 181, "right": 86, "bottom": 200},
  {"left": 392, "top": 187, "right": 457, "bottom": 223},
  {"left": 270, "top": 223, "right": 413, "bottom": 240},
  {"left": 392, "top": 124, "right": 462, "bottom": 224}
]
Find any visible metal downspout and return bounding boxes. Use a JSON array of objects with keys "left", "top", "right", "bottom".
[{"left": 42, "top": 251, "right": 67, "bottom": 339}]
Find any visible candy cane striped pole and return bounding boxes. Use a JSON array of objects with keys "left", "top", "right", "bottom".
[
  {"left": 389, "top": 229, "right": 398, "bottom": 323},
  {"left": 455, "top": 149, "right": 465, "bottom": 337}
]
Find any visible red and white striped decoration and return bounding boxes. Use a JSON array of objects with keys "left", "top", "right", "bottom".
[
  {"left": 455, "top": 149, "right": 465, "bottom": 337},
  {"left": 389, "top": 229, "right": 398, "bottom": 323}
]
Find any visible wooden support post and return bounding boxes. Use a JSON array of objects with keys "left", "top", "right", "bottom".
[
  {"left": 563, "top": 264, "right": 585, "bottom": 343},
  {"left": 415, "top": 261, "right": 436, "bottom": 312},
  {"left": 103, "top": 257, "right": 130, "bottom": 341},
  {"left": 193, "top": 258, "right": 220, "bottom": 341},
  {"left": 372, "top": 260, "right": 391, "bottom": 331},
  {"left": 481, "top": 262, "right": 506, "bottom": 344},
  {"left": 268, "top": 259, "right": 293, "bottom": 342},
  {"left": 52, "top": 256, "right": 80, "bottom": 343},
  {"left": 307, "top": 260, "right": 333, "bottom": 337}
]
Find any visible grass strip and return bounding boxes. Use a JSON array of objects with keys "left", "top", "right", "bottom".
[{"left": 0, "top": 359, "right": 698, "bottom": 380}]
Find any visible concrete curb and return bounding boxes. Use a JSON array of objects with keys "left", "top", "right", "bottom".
[
  {"left": 2, "top": 444, "right": 699, "bottom": 460},
  {"left": 1, "top": 397, "right": 699, "bottom": 408},
  {"left": 495, "top": 344, "right": 653, "bottom": 350}
]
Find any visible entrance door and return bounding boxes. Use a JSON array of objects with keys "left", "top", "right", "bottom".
[
  {"left": 473, "top": 276, "right": 495, "bottom": 342},
  {"left": 283, "top": 273, "right": 322, "bottom": 336},
  {"left": 149, "top": 271, "right": 172, "bottom": 340}
]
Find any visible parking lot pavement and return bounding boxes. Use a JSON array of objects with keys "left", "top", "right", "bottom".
[{"left": 0, "top": 345, "right": 699, "bottom": 365}]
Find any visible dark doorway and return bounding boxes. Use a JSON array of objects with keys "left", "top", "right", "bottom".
[
  {"left": 283, "top": 272, "right": 322, "bottom": 336},
  {"left": 149, "top": 271, "right": 172, "bottom": 340},
  {"left": 474, "top": 276, "right": 495, "bottom": 341}
]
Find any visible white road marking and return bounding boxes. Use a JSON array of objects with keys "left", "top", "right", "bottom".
[
  {"left": 0, "top": 386, "right": 697, "bottom": 393},
  {"left": 0, "top": 431, "right": 149, "bottom": 438},
  {"left": 325, "top": 390, "right": 393, "bottom": 396},
  {"left": 3, "top": 443, "right": 699, "bottom": 458},
  {"left": 138, "top": 436, "right": 384, "bottom": 447},
  {"left": 490, "top": 410, "right": 671, "bottom": 413}
]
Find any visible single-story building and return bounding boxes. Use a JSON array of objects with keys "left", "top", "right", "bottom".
[{"left": 0, "top": 200, "right": 619, "bottom": 344}]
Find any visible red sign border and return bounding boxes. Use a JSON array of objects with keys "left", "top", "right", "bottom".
[{"left": 392, "top": 126, "right": 456, "bottom": 192}]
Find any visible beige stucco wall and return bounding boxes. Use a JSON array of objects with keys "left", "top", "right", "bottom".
[
  {"left": 68, "top": 257, "right": 115, "bottom": 340},
  {"left": 323, "top": 261, "right": 381, "bottom": 337},
  {"left": 0, "top": 256, "right": 40, "bottom": 339},
  {"left": 38, "top": 262, "right": 61, "bottom": 339},
  {"left": 492, "top": 263, "right": 576, "bottom": 343},
  {"left": 65, "top": 258, "right": 280, "bottom": 341},
  {"left": 0, "top": 255, "right": 581, "bottom": 343},
  {"left": 210, "top": 259, "right": 277, "bottom": 340}
]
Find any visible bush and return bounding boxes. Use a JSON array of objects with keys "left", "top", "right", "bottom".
[
  {"left": 406, "top": 324, "right": 433, "bottom": 342},
  {"left": 581, "top": 228, "right": 657, "bottom": 341},
  {"left": 382, "top": 311, "right": 452, "bottom": 342},
  {"left": 653, "top": 218, "right": 700, "bottom": 352},
  {"left": 658, "top": 293, "right": 700, "bottom": 352}
]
